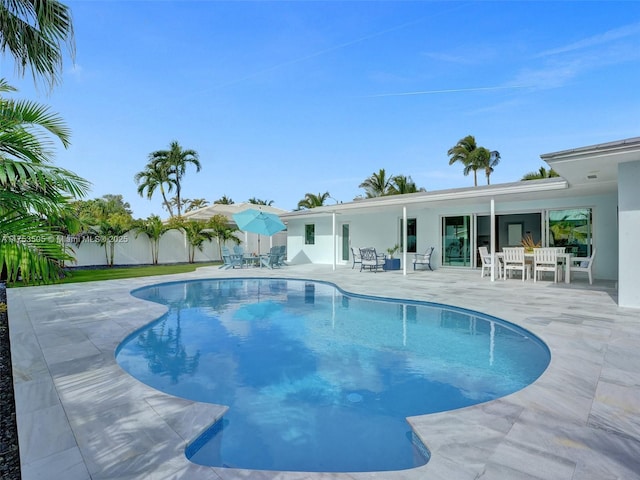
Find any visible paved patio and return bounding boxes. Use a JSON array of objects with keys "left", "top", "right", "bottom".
[{"left": 8, "top": 265, "right": 640, "bottom": 479}]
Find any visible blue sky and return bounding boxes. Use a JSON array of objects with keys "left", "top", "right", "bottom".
[{"left": 5, "top": 1, "right": 640, "bottom": 218}]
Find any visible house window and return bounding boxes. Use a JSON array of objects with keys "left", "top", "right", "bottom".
[
  {"left": 400, "top": 218, "right": 417, "bottom": 253},
  {"left": 548, "top": 208, "right": 592, "bottom": 256},
  {"left": 305, "top": 224, "right": 315, "bottom": 245}
]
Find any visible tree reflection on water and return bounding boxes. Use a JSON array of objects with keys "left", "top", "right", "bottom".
[{"left": 136, "top": 310, "right": 200, "bottom": 384}]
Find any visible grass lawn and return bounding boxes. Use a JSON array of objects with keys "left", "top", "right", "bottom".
[{"left": 54, "top": 262, "right": 220, "bottom": 284}]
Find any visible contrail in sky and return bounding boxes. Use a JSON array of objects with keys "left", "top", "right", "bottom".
[
  {"left": 363, "top": 85, "right": 530, "bottom": 98},
  {"left": 213, "top": 16, "right": 430, "bottom": 90}
]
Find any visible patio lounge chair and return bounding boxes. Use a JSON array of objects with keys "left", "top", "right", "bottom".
[
  {"left": 260, "top": 251, "right": 283, "bottom": 269},
  {"left": 350, "top": 247, "right": 362, "bottom": 269},
  {"left": 413, "top": 247, "right": 435, "bottom": 271},
  {"left": 275, "top": 245, "right": 287, "bottom": 266},
  {"left": 569, "top": 248, "right": 596, "bottom": 284},
  {"left": 219, "top": 246, "right": 243, "bottom": 269},
  {"left": 359, "top": 247, "right": 385, "bottom": 272}
]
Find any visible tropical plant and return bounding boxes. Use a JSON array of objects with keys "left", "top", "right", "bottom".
[
  {"left": 388, "top": 175, "right": 424, "bottom": 194},
  {"left": 206, "top": 213, "right": 240, "bottom": 260},
  {"left": 469, "top": 147, "right": 500, "bottom": 185},
  {"left": 135, "top": 158, "right": 175, "bottom": 217},
  {"left": 297, "top": 192, "right": 330, "bottom": 210},
  {"left": 145, "top": 141, "right": 201, "bottom": 217},
  {"left": 214, "top": 195, "right": 234, "bottom": 205},
  {"left": 521, "top": 167, "right": 560, "bottom": 181},
  {"left": 164, "top": 196, "right": 209, "bottom": 214},
  {"left": 183, "top": 198, "right": 209, "bottom": 212},
  {"left": 134, "top": 214, "right": 173, "bottom": 265},
  {"left": 359, "top": 168, "right": 393, "bottom": 197},
  {"left": 248, "top": 197, "right": 274, "bottom": 206},
  {"left": 169, "top": 218, "right": 213, "bottom": 263},
  {"left": 0, "top": 80, "right": 89, "bottom": 284},
  {"left": 90, "top": 213, "right": 132, "bottom": 267},
  {"left": 386, "top": 243, "right": 400, "bottom": 258},
  {"left": 448, "top": 135, "right": 479, "bottom": 186},
  {"left": 0, "top": 0, "right": 75, "bottom": 88},
  {"left": 521, "top": 233, "right": 540, "bottom": 252}
]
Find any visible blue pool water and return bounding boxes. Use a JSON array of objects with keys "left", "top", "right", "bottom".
[{"left": 116, "top": 278, "right": 550, "bottom": 473}]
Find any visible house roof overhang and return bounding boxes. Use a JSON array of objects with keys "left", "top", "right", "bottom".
[
  {"left": 541, "top": 136, "right": 640, "bottom": 191},
  {"left": 280, "top": 178, "right": 571, "bottom": 220}
]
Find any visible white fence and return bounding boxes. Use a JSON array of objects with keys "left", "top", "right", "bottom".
[{"left": 66, "top": 229, "right": 288, "bottom": 268}]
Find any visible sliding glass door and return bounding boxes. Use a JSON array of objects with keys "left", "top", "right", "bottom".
[{"left": 442, "top": 216, "right": 471, "bottom": 266}]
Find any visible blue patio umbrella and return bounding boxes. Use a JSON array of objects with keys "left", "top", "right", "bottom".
[{"left": 232, "top": 209, "right": 286, "bottom": 257}]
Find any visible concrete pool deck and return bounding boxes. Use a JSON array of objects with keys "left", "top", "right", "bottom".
[{"left": 8, "top": 264, "right": 640, "bottom": 479}]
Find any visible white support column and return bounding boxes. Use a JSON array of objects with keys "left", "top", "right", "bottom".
[
  {"left": 332, "top": 211, "right": 337, "bottom": 271},
  {"left": 490, "top": 198, "right": 496, "bottom": 282},
  {"left": 403, "top": 205, "right": 407, "bottom": 275}
]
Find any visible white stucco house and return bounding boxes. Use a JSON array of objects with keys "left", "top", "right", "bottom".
[{"left": 279, "top": 137, "right": 640, "bottom": 309}]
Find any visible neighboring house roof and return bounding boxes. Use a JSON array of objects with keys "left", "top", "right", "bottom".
[{"left": 181, "top": 202, "right": 288, "bottom": 222}]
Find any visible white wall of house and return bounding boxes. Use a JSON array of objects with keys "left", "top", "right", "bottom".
[
  {"left": 285, "top": 191, "right": 618, "bottom": 281},
  {"left": 618, "top": 161, "right": 640, "bottom": 308}
]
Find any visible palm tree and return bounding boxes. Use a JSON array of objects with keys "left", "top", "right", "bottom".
[
  {"left": 522, "top": 166, "right": 560, "bottom": 181},
  {"left": 134, "top": 214, "right": 173, "bottom": 264},
  {"left": 470, "top": 148, "right": 501, "bottom": 185},
  {"left": 0, "top": 0, "right": 75, "bottom": 88},
  {"left": 207, "top": 214, "right": 240, "bottom": 260},
  {"left": 448, "top": 135, "right": 479, "bottom": 186},
  {"left": 135, "top": 159, "right": 175, "bottom": 217},
  {"left": 248, "top": 197, "right": 274, "bottom": 206},
  {"left": 0, "top": 80, "right": 89, "bottom": 284},
  {"left": 168, "top": 218, "right": 213, "bottom": 263},
  {"left": 297, "top": 192, "right": 330, "bottom": 210},
  {"left": 165, "top": 196, "right": 209, "bottom": 214},
  {"left": 389, "top": 175, "right": 424, "bottom": 194},
  {"left": 148, "top": 141, "right": 201, "bottom": 217},
  {"left": 359, "top": 168, "right": 393, "bottom": 197},
  {"left": 214, "top": 195, "right": 234, "bottom": 205},
  {"left": 91, "top": 213, "right": 132, "bottom": 266}
]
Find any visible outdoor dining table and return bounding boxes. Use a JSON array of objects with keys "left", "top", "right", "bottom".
[{"left": 495, "top": 251, "right": 573, "bottom": 283}]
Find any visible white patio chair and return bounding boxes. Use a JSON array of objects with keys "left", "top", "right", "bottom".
[
  {"left": 478, "top": 246, "right": 501, "bottom": 278},
  {"left": 569, "top": 248, "right": 596, "bottom": 285},
  {"left": 533, "top": 247, "right": 561, "bottom": 282},
  {"left": 413, "top": 247, "right": 435, "bottom": 271},
  {"left": 502, "top": 247, "right": 529, "bottom": 281}
]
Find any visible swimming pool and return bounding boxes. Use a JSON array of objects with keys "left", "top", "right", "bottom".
[{"left": 116, "top": 278, "right": 550, "bottom": 473}]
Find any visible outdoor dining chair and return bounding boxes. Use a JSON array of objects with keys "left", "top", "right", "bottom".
[
  {"left": 533, "top": 247, "right": 561, "bottom": 282},
  {"left": 502, "top": 247, "right": 529, "bottom": 281},
  {"left": 569, "top": 248, "right": 596, "bottom": 284},
  {"left": 478, "top": 246, "right": 500, "bottom": 278}
]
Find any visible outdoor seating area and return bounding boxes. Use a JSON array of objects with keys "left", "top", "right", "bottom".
[
  {"left": 219, "top": 245, "right": 287, "bottom": 269},
  {"left": 484, "top": 246, "right": 587, "bottom": 284}
]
